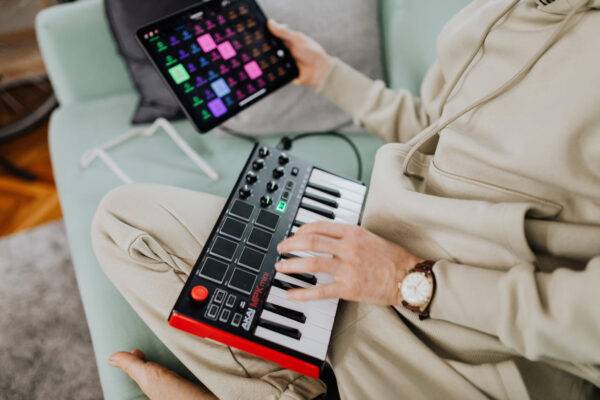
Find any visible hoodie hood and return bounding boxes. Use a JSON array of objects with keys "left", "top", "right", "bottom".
[
  {"left": 533, "top": 0, "right": 600, "bottom": 13},
  {"left": 401, "top": 0, "right": 595, "bottom": 178}
]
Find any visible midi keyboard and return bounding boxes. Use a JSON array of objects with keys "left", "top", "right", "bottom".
[{"left": 169, "top": 144, "right": 367, "bottom": 378}]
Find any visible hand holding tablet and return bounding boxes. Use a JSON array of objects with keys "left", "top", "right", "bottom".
[{"left": 137, "top": 0, "right": 299, "bottom": 133}]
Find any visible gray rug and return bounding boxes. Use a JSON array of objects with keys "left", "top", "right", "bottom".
[{"left": 0, "top": 221, "right": 103, "bottom": 400}]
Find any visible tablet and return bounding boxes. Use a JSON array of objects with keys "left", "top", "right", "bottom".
[{"left": 137, "top": 0, "right": 299, "bottom": 133}]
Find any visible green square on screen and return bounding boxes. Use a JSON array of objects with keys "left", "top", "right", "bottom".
[{"left": 168, "top": 64, "right": 190, "bottom": 84}]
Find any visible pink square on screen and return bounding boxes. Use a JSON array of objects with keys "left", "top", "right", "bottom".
[
  {"left": 197, "top": 34, "right": 217, "bottom": 52},
  {"left": 217, "top": 41, "right": 236, "bottom": 60},
  {"left": 244, "top": 61, "right": 263, "bottom": 80}
]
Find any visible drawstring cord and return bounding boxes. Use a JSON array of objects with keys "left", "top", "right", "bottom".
[
  {"left": 402, "top": 0, "right": 590, "bottom": 179},
  {"left": 435, "top": 0, "right": 521, "bottom": 118}
]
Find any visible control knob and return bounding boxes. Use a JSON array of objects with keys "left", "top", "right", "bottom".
[
  {"left": 260, "top": 195, "right": 273, "bottom": 208},
  {"left": 258, "top": 147, "right": 270, "bottom": 158},
  {"left": 239, "top": 185, "right": 252, "bottom": 199},
  {"left": 273, "top": 167, "right": 285, "bottom": 179},
  {"left": 245, "top": 172, "right": 258, "bottom": 184},
  {"left": 266, "top": 181, "right": 279, "bottom": 193},
  {"left": 252, "top": 159, "right": 265, "bottom": 171},
  {"left": 278, "top": 153, "right": 290, "bottom": 165}
]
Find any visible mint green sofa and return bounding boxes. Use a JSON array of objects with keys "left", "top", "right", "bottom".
[{"left": 36, "top": 0, "right": 468, "bottom": 398}]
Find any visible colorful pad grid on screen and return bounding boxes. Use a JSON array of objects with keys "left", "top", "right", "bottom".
[{"left": 139, "top": 0, "right": 297, "bottom": 131}]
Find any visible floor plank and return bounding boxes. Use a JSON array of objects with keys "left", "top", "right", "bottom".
[{"left": 0, "top": 123, "right": 62, "bottom": 237}]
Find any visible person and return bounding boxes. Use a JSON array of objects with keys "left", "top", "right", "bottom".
[{"left": 91, "top": 0, "right": 600, "bottom": 398}]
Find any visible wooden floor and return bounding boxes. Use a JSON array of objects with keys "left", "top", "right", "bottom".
[
  {"left": 0, "top": 123, "right": 62, "bottom": 238},
  {"left": 0, "top": 29, "right": 46, "bottom": 81},
  {"left": 0, "top": 24, "right": 62, "bottom": 238}
]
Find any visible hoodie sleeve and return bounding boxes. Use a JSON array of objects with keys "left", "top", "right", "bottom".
[
  {"left": 317, "top": 58, "right": 438, "bottom": 144},
  {"left": 430, "top": 257, "right": 600, "bottom": 366}
]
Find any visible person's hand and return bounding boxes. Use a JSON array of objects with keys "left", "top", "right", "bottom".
[
  {"left": 109, "top": 349, "right": 217, "bottom": 400},
  {"left": 276, "top": 222, "right": 424, "bottom": 306},
  {"left": 268, "top": 20, "right": 334, "bottom": 89}
]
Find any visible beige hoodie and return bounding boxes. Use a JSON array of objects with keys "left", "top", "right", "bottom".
[{"left": 319, "top": 0, "right": 600, "bottom": 390}]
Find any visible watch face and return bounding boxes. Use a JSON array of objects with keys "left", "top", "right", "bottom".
[{"left": 400, "top": 272, "right": 433, "bottom": 307}]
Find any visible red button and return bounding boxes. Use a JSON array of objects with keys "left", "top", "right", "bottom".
[{"left": 190, "top": 285, "right": 209, "bottom": 302}]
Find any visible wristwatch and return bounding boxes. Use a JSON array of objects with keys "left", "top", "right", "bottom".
[{"left": 399, "top": 260, "right": 436, "bottom": 320}]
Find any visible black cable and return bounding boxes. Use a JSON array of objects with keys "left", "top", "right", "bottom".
[
  {"left": 220, "top": 127, "right": 259, "bottom": 144},
  {"left": 221, "top": 128, "right": 362, "bottom": 180},
  {"left": 278, "top": 132, "right": 363, "bottom": 181}
]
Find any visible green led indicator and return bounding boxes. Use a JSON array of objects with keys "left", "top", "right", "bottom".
[{"left": 276, "top": 201, "right": 287, "bottom": 213}]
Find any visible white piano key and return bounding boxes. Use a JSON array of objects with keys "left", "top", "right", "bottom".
[
  {"left": 261, "top": 310, "right": 331, "bottom": 343},
  {"left": 255, "top": 325, "right": 328, "bottom": 360},
  {"left": 266, "top": 290, "right": 334, "bottom": 330},
  {"left": 301, "top": 197, "right": 359, "bottom": 224},
  {"left": 289, "top": 250, "right": 314, "bottom": 258},
  {"left": 304, "top": 187, "right": 363, "bottom": 213},
  {"left": 315, "top": 272, "right": 335, "bottom": 284},
  {"left": 311, "top": 169, "right": 367, "bottom": 196}
]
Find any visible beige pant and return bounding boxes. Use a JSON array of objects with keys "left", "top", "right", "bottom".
[{"left": 91, "top": 184, "right": 594, "bottom": 400}]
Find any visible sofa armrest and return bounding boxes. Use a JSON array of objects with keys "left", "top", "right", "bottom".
[{"left": 36, "top": 0, "right": 133, "bottom": 106}]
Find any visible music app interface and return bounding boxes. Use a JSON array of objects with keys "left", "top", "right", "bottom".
[{"left": 139, "top": 0, "right": 298, "bottom": 132}]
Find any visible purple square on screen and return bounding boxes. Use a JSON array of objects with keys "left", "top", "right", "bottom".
[
  {"left": 211, "top": 78, "right": 231, "bottom": 97},
  {"left": 207, "top": 98, "right": 227, "bottom": 117}
]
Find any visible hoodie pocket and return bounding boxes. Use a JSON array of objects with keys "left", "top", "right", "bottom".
[
  {"left": 498, "top": 203, "right": 537, "bottom": 264},
  {"left": 428, "top": 155, "right": 563, "bottom": 220}
]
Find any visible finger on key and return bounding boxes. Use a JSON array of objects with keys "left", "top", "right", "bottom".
[
  {"left": 277, "top": 233, "right": 341, "bottom": 255},
  {"left": 287, "top": 283, "right": 342, "bottom": 301},
  {"left": 296, "top": 221, "right": 354, "bottom": 239},
  {"left": 275, "top": 257, "right": 337, "bottom": 275}
]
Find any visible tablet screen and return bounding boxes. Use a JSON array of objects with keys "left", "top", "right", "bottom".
[{"left": 137, "top": 0, "right": 299, "bottom": 133}]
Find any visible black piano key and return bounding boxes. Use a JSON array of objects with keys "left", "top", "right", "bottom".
[
  {"left": 289, "top": 273, "right": 317, "bottom": 286},
  {"left": 300, "top": 202, "right": 335, "bottom": 220},
  {"left": 292, "top": 220, "right": 305, "bottom": 228},
  {"left": 258, "top": 318, "right": 302, "bottom": 340},
  {"left": 264, "top": 302, "right": 307, "bottom": 323},
  {"left": 304, "top": 192, "right": 339, "bottom": 209},
  {"left": 307, "top": 182, "right": 341, "bottom": 198},
  {"left": 280, "top": 254, "right": 295, "bottom": 260},
  {"left": 272, "top": 278, "right": 302, "bottom": 291}
]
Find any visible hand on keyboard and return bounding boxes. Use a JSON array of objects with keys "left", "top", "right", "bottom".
[{"left": 276, "top": 222, "right": 424, "bottom": 306}]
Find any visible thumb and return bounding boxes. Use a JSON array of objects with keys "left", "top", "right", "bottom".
[
  {"left": 268, "top": 19, "right": 293, "bottom": 40},
  {"left": 109, "top": 349, "right": 148, "bottom": 382}
]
